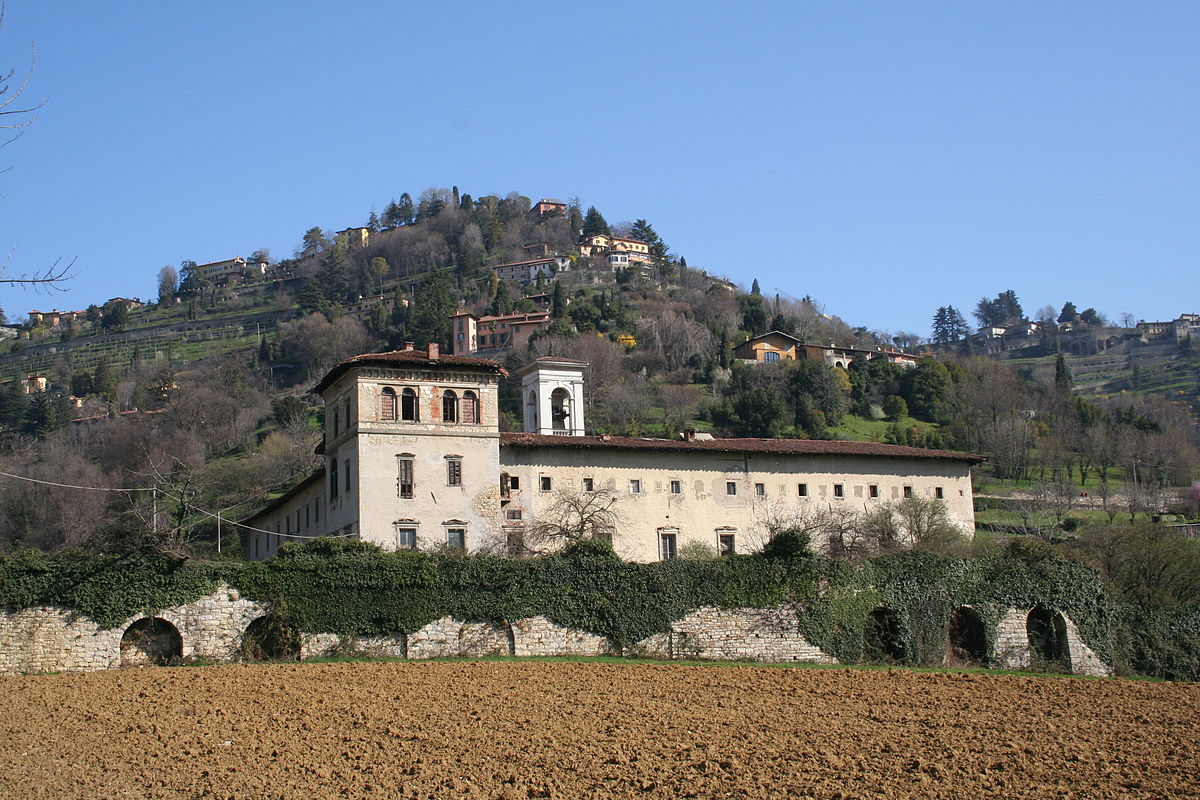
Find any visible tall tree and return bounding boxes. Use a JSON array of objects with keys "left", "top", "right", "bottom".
[
  {"left": 931, "top": 306, "right": 968, "bottom": 344},
  {"left": 581, "top": 206, "right": 610, "bottom": 238},
  {"left": 157, "top": 265, "right": 178, "bottom": 304},
  {"left": 1058, "top": 301, "right": 1079, "bottom": 324},
  {"left": 299, "top": 227, "right": 330, "bottom": 259},
  {"left": 408, "top": 272, "right": 455, "bottom": 348}
]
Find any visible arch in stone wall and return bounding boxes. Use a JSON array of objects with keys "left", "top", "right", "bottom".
[
  {"left": 863, "top": 607, "right": 907, "bottom": 664},
  {"left": 241, "top": 616, "right": 301, "bottom": 661},
  {"left": 947, "top": 606, "right": 987, "bottom": 665},
  {"left": 1026, "top": 606, "right": 1070, "bottom": 671},
  {"left": 120, "top": 617, "right": 183, "bottom": 667}
]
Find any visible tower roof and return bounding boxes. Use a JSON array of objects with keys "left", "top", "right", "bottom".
[{"left": 314, "top": 348, "right": 507, "bottom": 393}]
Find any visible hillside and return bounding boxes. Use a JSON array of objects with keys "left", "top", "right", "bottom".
[{"left": 0, "top": 186, "right": 1195, "bottom": 556}]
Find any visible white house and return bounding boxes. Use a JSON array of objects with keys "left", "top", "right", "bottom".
[{"left": 245, "top": 349, "right": 981, "bottom": 561}]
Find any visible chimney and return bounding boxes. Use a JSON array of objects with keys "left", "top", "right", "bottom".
[
  {"left": 403, "top": 341, "right": 414, "bottom": 351},
  {"left": 427, "top": 342, "right": 439, "bottom": 359}
]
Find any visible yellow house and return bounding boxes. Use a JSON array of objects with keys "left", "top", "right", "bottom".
[{"left": 732, "top": 331, "right": 802, "bottom": 363}]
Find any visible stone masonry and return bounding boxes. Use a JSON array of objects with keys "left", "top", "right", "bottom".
[{"left": 1, "top": 595, "right": 1112, "bottom": 676}]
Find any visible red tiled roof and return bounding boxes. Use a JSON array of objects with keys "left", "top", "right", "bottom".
[
  {"left": 499, "top": 433, "right": 983, "bottom": 463},
  {"left": 314, "top": 349, "right": 508, "bottom": 393}
]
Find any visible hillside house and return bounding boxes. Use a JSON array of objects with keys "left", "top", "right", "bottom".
[
  {"left": 528, "top": 199, "right": 568, "bottom": 218},
  {"left": 194, "top": 258, "right": 266, "bottom": 285},
  {"left": 26, "top": 309, "right": 86, "bottom": 328},
  {"left": 734, "top": 332, "right": 917, "bottom": 369},
  {"left": 335, "top": 227, "right": 372, "bottom": 249},
  {"left": 578, "top": 234, "right": 652, "bottom": 263},
  {"left": 244, "top": 349, "right": 981, "bottom": 562},
  {"left": 491, "top": 256, "right": 572, "bottom": 286},
  {"left": 1137, "top": 314, "right": 1200, "bottom": 342},
  {"left": 344, "top": 294, "right": 404, "bottom": 320},
  {"left": 451, "top": 310, "right": 554, "bottom": 355}
]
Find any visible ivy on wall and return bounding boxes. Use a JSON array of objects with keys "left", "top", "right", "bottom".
[{"left": 0, "top": 538, "right": 1194, "bottom": 679}]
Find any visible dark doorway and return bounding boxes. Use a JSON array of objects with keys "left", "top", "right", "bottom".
[
  {"left": 1026, "top": 606, "right": 1070, "bottom": 671},
  {"left": 242, "top": 616, "right": 301, "bottom": 661},
  {"left": 120, "top": 618, "right": 183, "bottom": 666},
  {"left": 863, "top": 607, "right": 907, "bottom": 663},
  {"left": 947, "top": 606, "right": 987, "bottom": 665}
]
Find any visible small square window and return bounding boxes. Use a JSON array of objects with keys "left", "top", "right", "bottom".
[
  {"left": 726, "top": 481, "right": 737, "bottom": 496},
  {"left": 582, "top": 477, "right": 594, "bottom": 492},
  {"left": 903, "top": 485, "right": 913, "bottom": 498},
  {"left": 869, "top": 484, "right": 879, "bottom": 498},
  {"left": 833, "top": 484, "right": 844, "bottom": 498},
  {"left": 446, "top": 528, "right": 466, "bottom": 550},
  {"left": 505, "top": 509, "right": 523, "bottom": 521},
  {"left": 540, "top": 476, "right": 552, "bottom": 492},
  {"left": 669, "top": 480, "right": 681, "bottom": 494},
  {"left": 509, "top": 476, "right": 520, "bottom": 490},
  {"left": 935, "top": 486, "right": 944, "bottom": 499},
  {"left": 754, "top": 483, "right": 765, "bottom": 497},
  {"left": 629, "top": 479, "right": 642, "bottom": 494},
  {"left": 798, "top": 483, "right": 808, "bottom": 497}
]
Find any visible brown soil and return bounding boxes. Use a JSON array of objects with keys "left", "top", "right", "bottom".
[{"left": 1, "top": 661, "right": 1197, "bottom": 799}]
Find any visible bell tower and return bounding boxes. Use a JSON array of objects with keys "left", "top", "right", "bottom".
[{"left": 518, "top": 357, "right": 586, "bottom": 436}]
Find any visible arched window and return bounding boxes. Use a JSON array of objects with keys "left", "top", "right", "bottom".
[
  {"left": 461, "top": 391, "right": 479, "bottom": 424},
  {"left": 550, "top": 387, "right": 570, "bottom": 431},
  {"left": 401, "top": 388, "right": 419, "bottom": 421},
  {"left": 381, "top": 387, "right": 397, "bottom": 421},
  {"left": 442, "top": 390, "right": 458, "bottom": 423}
]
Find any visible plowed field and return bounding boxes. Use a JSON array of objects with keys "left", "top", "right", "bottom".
[{"left": 1, "top": 661, "right": 1197, "bottom": 799}]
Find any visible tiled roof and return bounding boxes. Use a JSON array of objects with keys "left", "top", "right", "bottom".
[
  {"left": 314, "top": 349, "right": 508, "bottom": 393},
  {"left": 499, "top": 433, "right": 983, "bottom": 463}
]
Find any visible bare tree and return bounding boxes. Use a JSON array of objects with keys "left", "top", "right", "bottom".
[
  {"left": 525, "top": 488, "right": 623, "bottom": 553},
  {"left": 0, "top": 5, "right": 73, "bottom": 290}
]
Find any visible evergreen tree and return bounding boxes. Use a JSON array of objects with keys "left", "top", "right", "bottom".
[
  {"left": 581, "top": 206, "right": 610, "bottom": 238},
  {"left": 408, "top": 272, "right": 455, "bottom": 348},
  {"left": 300, "top": 227, "right": 329, "bottom": 258},
  {"left": 551, "top": 281, "right": 565, "bottom": 318},
  {"left": 931, "top": 306, "right": 968, "bottom": 344},
  {"left": 1058, "top": 301, "right": 1079, "bottom": 324},
  {"left": 366, "top": 209, "right": 381, "bottom": 232},
  {"left": 315, "top": 247, "right": 351, "bottom": 304},
  {"left": 740, "top": 294, "right": 768, "bottom": 335},
  {"left": 93, "top": 358, "right": 118, "bottom": 401},
  {"left": 751, "top": 278, "right": 761, "bottom": 295},
  {"left": 1054, "top": 353, "right": 1072, "bottom": 395}
]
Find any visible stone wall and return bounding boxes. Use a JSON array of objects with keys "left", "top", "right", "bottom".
[
  {"left": 1, "top": 594, "right": 1112, "bottom": 676},
  {"left": 992, "top": 607, "right": 1110, "bottom": 677},
  {"left": 0, "top": 588, "right": 267, "bottom": 675},
  {"left": 630, "top": 607, "right": 833, "bottom": 663}
]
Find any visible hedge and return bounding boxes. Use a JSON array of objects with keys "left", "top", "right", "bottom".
[{"left": 1, "top": 539, "right": 1196, "bottom": 679}]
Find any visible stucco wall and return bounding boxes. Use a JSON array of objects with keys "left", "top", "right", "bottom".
[{"left": 501, "top": 448, "right": 975, "bottom": 562}]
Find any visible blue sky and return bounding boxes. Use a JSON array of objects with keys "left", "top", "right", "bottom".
[{"left": 1, "top": 2, "right": 1196, "bottom": 337}]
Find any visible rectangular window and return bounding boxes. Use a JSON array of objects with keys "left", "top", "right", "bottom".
[
  {"left": 540, "top": 476, "right": 552, "bottom": 492},
  {"left": 398, "top": 458, "right": 414, "bottom": 499},
  {"left": 315, "top": 498, "right": 320, "bottom": 522},
  {"left": 755, "top": 483, "right": 765, "bottom": 497},
  {"left": 446, "top": 528, "right": 466, "bottom": 550},
  {"left": 345, "top": 460, "right": 352, "bottom": 494},
  {"left": 296, "top": 509, "right": 301, "bottom": 532},
  {"left": 509, "top": 476, "right": 520, "bottom": 491},
  {"left": 659, "top": 532, "right": 677, "bottom": 560},
  {"left": 670, "top": 480, "right": 681, "bottom": 494},
  {"left": 505, "top": 509, "right": 523, "bottom": 521},
  {"left": 935, "top": 486, "right": 944, "bottom": 499},
  {"left": 833, "top": 483, "right": 844, "bottom": 498},
  {"left": 903, "top": 485, "right": 913, "bottom": 498},
  {"left": 395, "top": 526, "right": 416, "bottom": 549},
  {"left": 582, "top": 477, "right": 594, "bottom": 492},
  {"left": 718, "top": 533, "right": 736, "bottom": 557},
  {"left": 447, "top": 458, "right": 462, "bottom": 487},
  {"left": 629, "top": 479, "right": 641, "bottom": 494},
  {"left": 305, "top": 504, "right": 310, "bottom": 528},
  {"left": 798, "top": 483, "right": 808, "bottom": 497},
  {"left": 726, "top": 481, "right": 737, "bottom": 496},
  {"left": 869, "top": 484, "right": 879, "bottom": 498}
]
